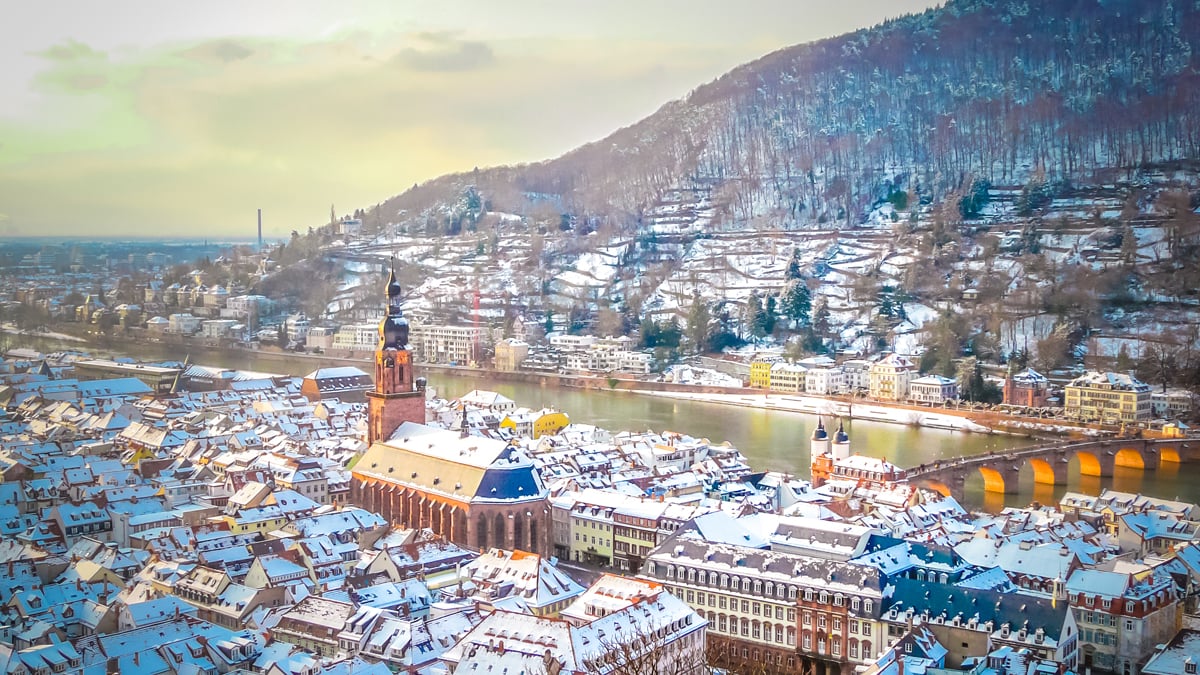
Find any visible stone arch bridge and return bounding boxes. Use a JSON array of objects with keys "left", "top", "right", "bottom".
[{"left": 907, "top": 438, "right": 1200, "bottom": 495}]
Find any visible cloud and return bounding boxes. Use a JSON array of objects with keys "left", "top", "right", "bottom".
[
  {"left": 38, "top": 39, "right": 106, "bottom": 62},
  {"left": 179, "top": 39, "right": 255, "bottom": 64},
  {"left": 393, "top": 32, "right": 494, "bottom": 72},
  {"left": 32, "top": 39, "right": 113, "bottom": 92}
]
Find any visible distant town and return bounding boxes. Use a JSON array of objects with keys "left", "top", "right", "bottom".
[
  {"left": 0, "top": 270, "right": 1197, "bottom": 675},
  {"left": 0, "top": 238, "right": 1194, "bottom": 442}
]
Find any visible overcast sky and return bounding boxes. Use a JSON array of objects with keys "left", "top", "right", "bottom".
[{"left": 0, "top": 1, "right": 940, "bottom": 238}]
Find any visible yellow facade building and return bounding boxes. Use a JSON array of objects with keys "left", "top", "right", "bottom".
[
  {"left": 750, "top": 356, "right": 781, "bottom": 389},
  {"left": 1064, "top": 371, "right": 1151, "bottom": 424},
  {"left": 868, "top": 353, "right": 914, "bottom": 401}
]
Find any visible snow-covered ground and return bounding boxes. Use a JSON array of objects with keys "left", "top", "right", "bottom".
[{"left": 636, "top": 390, "right": 996, "bottom": 434}]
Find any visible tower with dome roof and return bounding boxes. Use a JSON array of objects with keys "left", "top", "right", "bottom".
[{"left": 366, "top": 261, "right": 426, "bottom": 444}]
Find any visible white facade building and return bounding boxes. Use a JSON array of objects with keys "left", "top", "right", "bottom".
[
  {"left": 168, "top": 313, "right": 202, "bottom": 335},
  {"left": 332, "top": 323, "right": 379, "bottom": 352},
  {"left": 805, "top": 367, "right": 845, "bottom": 395},
  {"left": 908, "top": 375, "right": 958, "bottom": 404}
]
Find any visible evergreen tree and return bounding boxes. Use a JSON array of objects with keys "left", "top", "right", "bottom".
[
  {"left": 745, "top": 295, "right": 766, "bottom": 338},
  {"left": 879, "top": 292, "right": 895, "bottom": 319},
  {"left": 544, "top": 311, "right": 554, "bottom": 335},
  {"left": 764, "top": 296, "right": 777, "bottom": 334},
  {"left": 686, "top": 293, "right": 712, "bottom": 354},
  {"left": 813, "top": 300, "right": 831, "bottom": 340},
  {"left": 1115, "top": 343, "right": 1135, "bottom": 371},
  {"left": 782, "top": 280, "right": 812, "bottom": 326},
  {"left": 785, "top": 247, "right": 803, "bottom": 280},
  {"left": 1120, "top": 223, "right": 1138, "bottom": 268}
]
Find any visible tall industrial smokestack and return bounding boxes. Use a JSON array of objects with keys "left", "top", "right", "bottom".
[{"left": 257, "top": 209, "right": 263, "bottom": 250}]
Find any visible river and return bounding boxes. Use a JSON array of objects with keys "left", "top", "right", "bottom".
[{"left": 7, "top": 332, "right": 1197, "bottom": 511}]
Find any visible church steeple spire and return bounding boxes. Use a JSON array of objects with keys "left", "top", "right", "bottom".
[
  {"left": 367, "top": 263, "right": 425, "bottom": 444},
  {"left": 379, "top": 257, "right": 409, "bottom": 350}
]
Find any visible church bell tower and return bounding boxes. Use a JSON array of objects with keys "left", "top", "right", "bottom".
[{"left": 367, "top": 261, "right": 426, "bottom": 444}]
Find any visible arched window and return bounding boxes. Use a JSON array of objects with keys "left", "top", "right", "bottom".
[
  {"left": 493, "top": 512, "right": 506, "bottom": 548},
  {"left": 862, "top": 641, "right": 872, "bottom": 657},
  {"left": 476, "top": 514, "right": 489, "bottom": 549},
  {"left": 513, "top": 515, "right": 525, "bottom": 551}
]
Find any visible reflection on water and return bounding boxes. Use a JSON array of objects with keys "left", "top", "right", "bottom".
[{"left": 7, "top": 332, "right": 1197, "bottom": 511}]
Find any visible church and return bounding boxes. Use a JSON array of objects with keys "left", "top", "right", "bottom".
[{"left": 349, "top": 265, "right": 551, "bottom": 556}]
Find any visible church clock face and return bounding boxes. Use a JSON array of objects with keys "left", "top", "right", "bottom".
[{"left": 394, "top": 351, "right": 410, "bottom": 366}]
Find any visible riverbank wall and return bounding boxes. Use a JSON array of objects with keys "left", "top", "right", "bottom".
[{"left": 3, "top": 327, "right": 1106, "bottom": 438}]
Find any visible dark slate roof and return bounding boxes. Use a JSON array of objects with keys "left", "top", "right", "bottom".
[{"left": 884, "top": 577, "right": 1069, "bottom": 641}]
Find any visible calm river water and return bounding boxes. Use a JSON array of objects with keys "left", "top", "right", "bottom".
[{"left": 9, "top": 334, "right": 1198, "bottom": 511}]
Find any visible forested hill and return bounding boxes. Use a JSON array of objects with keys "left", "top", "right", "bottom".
[{"left": 374, "top": 0, "right": 1199, "bottom": 232}]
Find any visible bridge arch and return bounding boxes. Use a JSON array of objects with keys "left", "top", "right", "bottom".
[
  {"left": 922, "top": 481, "right": 953, "bottom": 497},
  {"left": 1160, "top": 446, "right": 1182, "bottom": 464},
  {"left": 977, "top": 466, "right": 1013, "bottom": 494},
  {"left": 1114, "top": 447, "right": 1145, "bottom": 470},
  {"left": 1075, "top": 450, "right": 1106, "bottom": 477},
  {"left": 1024, "top": 457, "right": 1060, "bottom": 486}
]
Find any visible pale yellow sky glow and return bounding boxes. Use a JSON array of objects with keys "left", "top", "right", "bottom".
[{"left": 0, "top": 0, "right": 940, "bottom": 238}]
